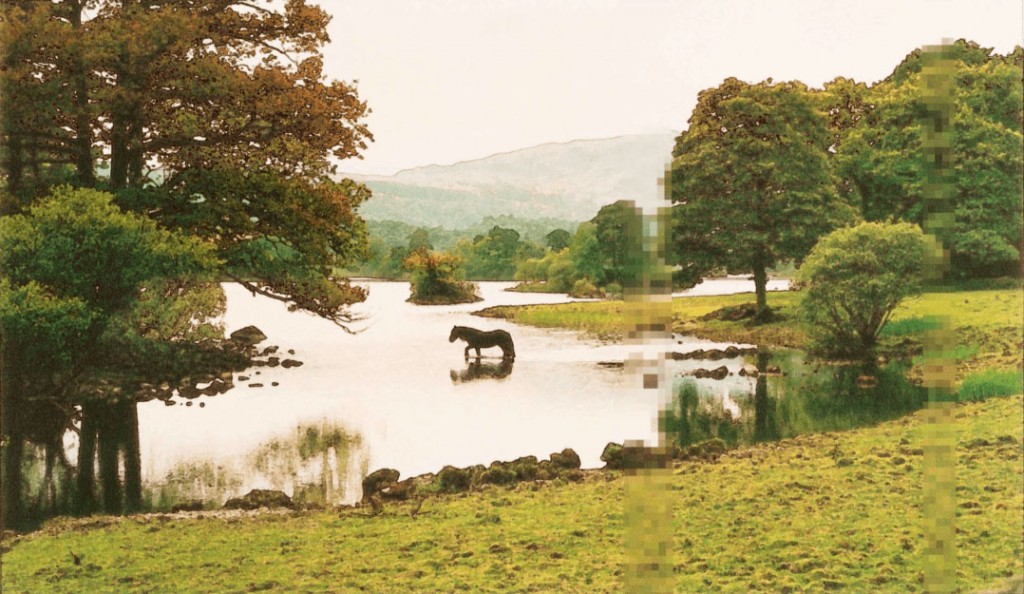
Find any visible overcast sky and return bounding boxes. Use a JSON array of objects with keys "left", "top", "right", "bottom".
[{"left": 324, "top": 0, "right": 1023, "bottom": 176}]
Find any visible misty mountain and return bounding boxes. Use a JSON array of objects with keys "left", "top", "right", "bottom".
[{"left": 343, "top": 133, "right": 677, "bottom": 228}]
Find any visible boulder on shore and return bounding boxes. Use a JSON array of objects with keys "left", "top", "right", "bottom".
[
  {"left": 362, "top": 468, "right": 400, "bottom": 501},
  {"left": 223, "top": 489, "right": 292, "bottom": 510},
  {"left": 549, "top": 448, "right": 581, "bottom": 470},
  {"left": 600, "top": 442, "right": 625, "bottom": 470},
  {"left": 437, "top": 465, "right": 473, "bottom": 493}
]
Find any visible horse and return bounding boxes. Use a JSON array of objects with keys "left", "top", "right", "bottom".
[{"left": 448, "top": 326, "right": 515, "bottom": 361}]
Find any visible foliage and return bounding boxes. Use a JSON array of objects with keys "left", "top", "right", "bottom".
[
  {"left": 407, "top": 228, "right": 433, "bottom": 253},
  {"left": 833, "top": 40, "right": 1023, "bottom": 279},
  {"left": 353, "top": 218, "right": 574, "bottom": 280},
  {"left": 454, "top": 226, "right": 524, "bottom": 280},
  {"left": 670, "top": 78, "right": 856, "bottom": 318},
  {"left": 569, "top": 279, "right": 603, "bottom": 299},
  {"left": 591, "top": 201, "right": 643, "bottom": 287},
  {"left": 1, "top": 0, "right": 373, "bottom": 327},
  {"left": 513, "top": 214, "right": 630, "bottom": 294},
  {"left": 568, "top": 222, "right": 604, "bottom": 285},
  {"left": 545, "top": 228, "right": 571, "bottom": 251},
  {"left": 0, "top": 187, "right": 231, "bottom": 524},
  {"left": 404, "top": 251, "right": 480, "bottom": 305},
  {"left": 797, "top": 222, "right": 926, "bottom": 361},
  {"left": 0, "top": 187, "right": 216, "bottom": 314}
]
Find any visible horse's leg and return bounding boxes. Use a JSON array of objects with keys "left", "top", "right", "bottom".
[
  {"left": 475, "top": 347, "right": 481, "bottom": 358},
  {"left": 464, "top": 345, "right": 471, "bottom": 359}
]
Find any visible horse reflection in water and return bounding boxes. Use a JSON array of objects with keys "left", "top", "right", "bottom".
[{"left": 450, "top": 357, "right": 514, "bottom": 383}]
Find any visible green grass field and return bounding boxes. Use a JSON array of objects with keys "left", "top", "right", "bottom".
[{"left": 2, "top": 395, "right": 1020, "bottom": 593}]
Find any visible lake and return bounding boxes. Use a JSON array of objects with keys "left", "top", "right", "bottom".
[{"left": 133, "top": 278, "right": 922, "bottom": 509}]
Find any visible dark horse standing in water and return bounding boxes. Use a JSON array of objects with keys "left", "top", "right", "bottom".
[{"left": 449, "top": 326, "right": 515, "bottom": 361}]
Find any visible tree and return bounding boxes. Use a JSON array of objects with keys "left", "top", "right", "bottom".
[
  {"left": 457, "top": 226, "right": 523, "bottom": 280},
  {"left": 404, "top": 251, "right": 480, "bottom": 305},
  {"left": 0, "top": 187, "right": 235, "bottom": 525},
  {"left": 591, "top": 200, "right": 643, "bottom": 287},
  {"left": 545, "top": 228, "right": 571, "bottom": 251},
  {"left": 1, "top": 0, "right": 373, "bottom": 326},
  {"left": 408, "top": 228, "right": 433, "bottom": 253},
  {"left": 569, "top": 222, "right": 604, "bottom": 285},
  {"left": 796, "top": 221, "right": 927, "bottom": 361},
  {"left": 833, "top": 40, "right": 1023, "bottom": 278},
  {"left": 670, "top": 78, "right": 856, "bottom": 320},
  {"left": 0, "top": 1, "right": 374, "bottom": 524}
]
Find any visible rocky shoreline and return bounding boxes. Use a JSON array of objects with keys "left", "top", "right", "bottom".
[{"left": 158, "top": 437, "right": 738, "bottom": 518}]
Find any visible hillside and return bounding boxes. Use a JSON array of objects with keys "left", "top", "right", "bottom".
[{"left": 344, "top": 133, "right": 677, "bottom": 227}]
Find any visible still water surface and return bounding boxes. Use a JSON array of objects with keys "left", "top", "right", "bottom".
[{"left": 137, "top": 278, "right": 921, "bottom": 508}]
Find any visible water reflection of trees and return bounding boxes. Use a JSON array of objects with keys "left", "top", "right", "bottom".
[
  {"left": 666, "top": 351, "right": 926, "bottom": 448},
  {"left": 150, "top": 422, "right": 366, "bottom": 510}
]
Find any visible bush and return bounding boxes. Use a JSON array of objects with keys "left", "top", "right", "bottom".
[
  {"left": 404, "top": 251, "right": 480, "bottom": 305},
  {"left": 568, "top": 278, "right": 603, "bottom": 298},
  {"left": 797, "top": 222, "right": 927, "bottom": 361}
]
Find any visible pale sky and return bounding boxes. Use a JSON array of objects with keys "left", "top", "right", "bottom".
[{"left": 324, "top": 0, "right": 1023, "bottom": 176}]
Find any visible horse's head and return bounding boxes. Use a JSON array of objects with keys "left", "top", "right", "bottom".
[{"left": 449, "top": 326, "right": 461, "bottom": 342}]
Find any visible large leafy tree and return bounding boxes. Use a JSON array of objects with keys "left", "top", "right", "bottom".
[
  {"left": 834, "top": 40, "right": 1023, "bottom": 278},
  {"left": 670, "top": 78, "right": 856, "bottom": 319},
  {"left": 1, "top": 0, "right": 374, "bottom": 325},
  {"left": 0, "top": 1, "right": 374, "bottom": 524},
  {"left": 0, "top": 187, "right": 244, "bottom": 524}
]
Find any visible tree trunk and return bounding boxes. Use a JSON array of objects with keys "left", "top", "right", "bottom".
[
  {"left": 1, "top": 349, "right": 26, "bottom": 528},
  {"left": 76, "top": 404, "right": 98, "bottom": 514},
  {"left": 98, "top": 406, "right": 122, "bottom": 514},
  {"left": 1, "top": 430, "right": 25, "bottom": 529},
  {"left": 123, "top": 402, "right": 142, "bottom": 513},
  {"left": 69, "top": 0, "right": 95, "bottom": 188},
  {"left": 2, "top": 133, "right": 24, "bottom": 201},
  {"left": 110, "top": 114, "right": 129, "bottom": 190},
  {"left": 752, "top": 260, "right": 770, "bottom": 322}
]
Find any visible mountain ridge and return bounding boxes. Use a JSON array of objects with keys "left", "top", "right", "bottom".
[{"left": 341, "top": 132, "right": 677, "bottom": 228}]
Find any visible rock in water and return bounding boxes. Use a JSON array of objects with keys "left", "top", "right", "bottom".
[{"left": 229, "top": 325, "right": 267, "bottom": 346}]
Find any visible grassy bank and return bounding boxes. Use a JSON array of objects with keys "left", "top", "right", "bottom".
[
  {"left": 478, "top": 288, "right": 1023, "bottom": 383},
  {"left": 3, "top": 395, "right": 1021, "bottom": 593}
]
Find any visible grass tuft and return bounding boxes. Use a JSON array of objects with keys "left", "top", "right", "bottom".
[{"left": 958, "top": 369, "right": 1024, "bottom": 402}]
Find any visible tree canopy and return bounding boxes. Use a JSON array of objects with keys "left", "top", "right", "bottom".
[
  {"left": 833, "top": 40, "right": 1023, "bottom": 278},
  {"left": 670, "top": 78, "right": 856, "bottom": 318},
  {"left": 1, "top": 0, "right": 373, "bottom": 326}
]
